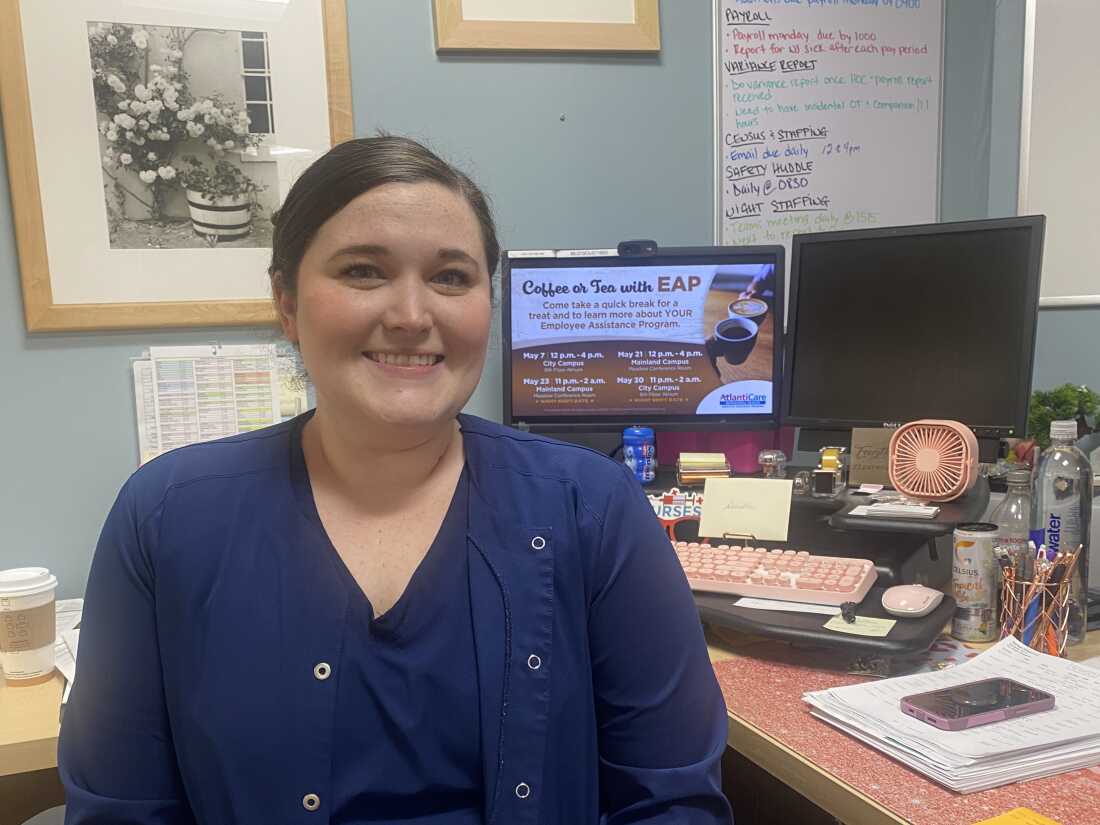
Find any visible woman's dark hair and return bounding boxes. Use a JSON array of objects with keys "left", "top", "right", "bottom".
[{"left": 268, "top": 136, "right": 500, "bottom": 296}]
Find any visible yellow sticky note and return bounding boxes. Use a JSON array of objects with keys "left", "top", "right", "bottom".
[
  {"left": 971, "top": 808, "right": 1062, "bottom": 825},
  {"left": 823, "top": 615, "right": 896, "bottom": 637}
]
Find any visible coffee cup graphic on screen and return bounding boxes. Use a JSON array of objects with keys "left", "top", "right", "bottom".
[
  {"left": 728, "top": 297, "right": 768, "bottom": 323},
  {"left": 713, "top": 317, "right": 759, "bottom": 365}
]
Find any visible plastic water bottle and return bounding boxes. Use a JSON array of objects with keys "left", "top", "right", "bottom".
[
  {"left": 990, "top": 468, "right": 1032, "bottom": 572},
  {"left": 1031, "top": 420, "right": 1093, "bottom": 644},
  {"left": 622, "top": 426, "right": 656, "bottom": 485}
]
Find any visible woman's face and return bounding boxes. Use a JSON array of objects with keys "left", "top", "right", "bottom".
[{"left": 277, "top": 181, "right": 492, "bottom": 437}]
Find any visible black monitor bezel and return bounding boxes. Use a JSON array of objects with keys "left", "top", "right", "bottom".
[
  {"left": 501, "top": 244, "right": 785, "bottom": 433},
  {"left": 780, "top": 216, "right": 1045, "bottom": 439}
]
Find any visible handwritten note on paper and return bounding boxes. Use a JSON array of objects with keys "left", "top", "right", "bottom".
[
  {"left": 699, "top": 478, "right": 793, "bottom": 542},
  {"left": 824, "top": 615, "right": 895, "bottom": 637}
]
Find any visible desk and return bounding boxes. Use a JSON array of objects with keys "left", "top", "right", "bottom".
[
  {"left": 0, "top": 673, "right": 65, "bottom": 825},
  {"left": 708, "top": 627, "right": 1100, "bottom": 825},
  {"left": 5, "top": 634, "right": 1098, "bottom": 825}
]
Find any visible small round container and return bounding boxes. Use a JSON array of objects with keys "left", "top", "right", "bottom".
[
  {"left": 758, "top": 449, "right": 788, "bottom": 479},
  {"left": 622, "top": 426, "right": 657, "bottom": 485},
  {"left": 0, "top": 567, "right": 58, "bottom": 686}
]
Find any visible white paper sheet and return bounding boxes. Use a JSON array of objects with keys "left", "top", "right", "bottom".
[
  {"left": 134, "top": 344, "right": 288, "bottom": 463},
  {"left": 735, "top": 597, "right": 840, "bottom": 616},
  {"left": 804, "top": 636, "right": 1100, "bottom": 792},
  {"left": 54, "top": 600, "right": 83, "bottom": 686}
]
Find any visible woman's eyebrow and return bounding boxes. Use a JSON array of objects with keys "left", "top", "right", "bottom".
[
  {"left": 438, "top": 248, "right": 479, "bottom": 266},
  {"left": 330, "top": 243, "right": 389, "bottom": 260}
]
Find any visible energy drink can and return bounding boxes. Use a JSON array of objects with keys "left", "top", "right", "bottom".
[{"left": 952, "top": 522, "right": 999, "bottom": 642}]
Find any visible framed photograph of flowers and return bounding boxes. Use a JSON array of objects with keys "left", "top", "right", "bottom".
[{"left": 0, "top": 0, "right": 352, "bottom": 331}]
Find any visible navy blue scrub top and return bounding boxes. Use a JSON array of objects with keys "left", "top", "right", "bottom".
[{"left": 291, "top": 424, "right": 482, "bottom": 822}]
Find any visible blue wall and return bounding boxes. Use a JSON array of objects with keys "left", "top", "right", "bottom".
[{"left": 1, "top": 2, "right": 1096, "bottom": 598}]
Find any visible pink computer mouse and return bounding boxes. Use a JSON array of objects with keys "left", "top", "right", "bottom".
[{"left": 881, "top": 585, "right": 944, "bottom": 618}]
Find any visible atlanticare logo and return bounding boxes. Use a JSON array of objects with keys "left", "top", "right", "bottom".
[{"left": 719, "top": 392, "right": 768, "bottom": 408}]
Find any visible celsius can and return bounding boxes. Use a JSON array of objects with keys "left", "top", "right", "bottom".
[
  {"left": 622, "top": 426, "right": 657, "bottom": 485},
  {"left": 952, "top": 522, "right": 998, "bottom": 642}
]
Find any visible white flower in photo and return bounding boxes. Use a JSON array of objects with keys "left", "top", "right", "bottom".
[
  {"left": 176, "top": 108, "right": 195, "bottom": 121},
  {"left": 106, "top": 129, "right": 118, "bottom": 142},
  {"left": 125, "top": 130, "right": 136, "bottom": 140},
  {"left": 113, "top": 113, "right": 136, "bottom": 129},
  {"left": 106, "top": 34, "right": 117, "bottom": 45},
  {"left": 165, "top": 100, "right": 179, "bottom": 112},
  {"left": 106, "top": 74, "right": 125, "bottom": 93},
  {"left": 146, "top": 99, "right": 163, "bottom": 114},
  {"left": 129, "top": 101, "right": 146, "bottom": 115},
  {"left": 203, "top": 113, "right": 215, "bottom": 124},
  {"left": 232, "top": 124, "right": 248, "bottom": 136},
  {"left": 158, "top": 165, "right": 176, "bottom": 180},
  {"left": 134, "top": 84, "right": 152, "bottom": 102},
  {"left": 147, "top": 152, "right": 157, "bottom": 161},
  {"left": 223, "top": 140, "right": 235, "bottom": 149},
  {"left": 131, "top": 30, "right": 148, "bottom": 49},
  {"left": 138, "top": 119, "right": 149, "bottom": 130},
  {"left": 206, "top": 137, "right": 219, "bottom": 147},
  {"left": 149, "top": 64, "right": 162, "bottom": 73},
  {"left": 134, "top": 136, "right": 146, "bottom": 145},
  {"left": 119, "top": 153, "right": 133, "bottom": 165},
  {"left": 118, "top": 100, "right": 130, "bottom": 111},
  {"left": 186, "top": 121, "right": 206, "bottom": 137},
  {"left": 138, "top": 170, "right": 157, "bottom": 184}
]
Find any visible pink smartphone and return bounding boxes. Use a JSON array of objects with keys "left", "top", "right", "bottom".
[{"left": 899, "top": 678, "right": 1055, "bottom": 731}]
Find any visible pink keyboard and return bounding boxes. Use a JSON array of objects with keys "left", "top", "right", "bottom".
[{"left": 672, "top": 541, "right": 878, "bottom": 606}]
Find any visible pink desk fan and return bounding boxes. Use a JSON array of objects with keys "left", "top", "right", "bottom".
[{"left": 888, "top": 419, "right": 980, "bottom": 502}]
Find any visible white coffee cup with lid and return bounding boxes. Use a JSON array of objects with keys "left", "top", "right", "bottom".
[{"left": 0, "top": 567, "right": 58, "bottom": 686}]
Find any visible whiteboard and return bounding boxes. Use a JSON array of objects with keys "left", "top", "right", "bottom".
[
  {"left": 713, "top": 0, "right": 943, "bottom": 258},
  {"left": 1019, "top": 0, "right": 1100, "bottom": 307}
]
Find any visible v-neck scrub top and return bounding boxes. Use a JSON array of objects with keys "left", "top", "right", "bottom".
[{"left": 59, "top": 411, "right": 733, "bottom": 824}]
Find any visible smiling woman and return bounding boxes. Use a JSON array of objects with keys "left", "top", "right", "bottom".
[{"left": 58, "top": 136, "right": 733, "bottom": 824}]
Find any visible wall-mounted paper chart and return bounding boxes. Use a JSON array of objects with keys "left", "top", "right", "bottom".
[{"left": 715, "top": 0, "right": 943, "bottom": 248}]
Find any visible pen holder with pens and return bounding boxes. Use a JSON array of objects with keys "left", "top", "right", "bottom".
[{"left": 998, "top": 547, "right": 1081, "bottom": 657}]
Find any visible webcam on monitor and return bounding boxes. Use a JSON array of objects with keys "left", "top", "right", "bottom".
[{"left": 617, "top": 239, "right": 658, "bottom": 257}]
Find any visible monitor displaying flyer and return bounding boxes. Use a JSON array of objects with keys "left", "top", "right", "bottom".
[{"left": 504, "top": 248, "right": 783, "bottom": 428}]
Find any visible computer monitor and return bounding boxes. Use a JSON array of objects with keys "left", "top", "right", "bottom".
[
  {"left": 503, "top": 245, "right": 784, "bottom": 432},
  {"left": 782, "top": 216, "right": 1045, "bottom": 439}
]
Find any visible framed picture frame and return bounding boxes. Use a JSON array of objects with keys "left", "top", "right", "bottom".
[
  {"left": 0, "top": 0, "right": 353, "bottom": 332},
  {"left": 432, "top": 0, "right": 660, "bottom": 53}
]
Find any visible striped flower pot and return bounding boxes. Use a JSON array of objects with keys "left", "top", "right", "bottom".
[{"left": 185, "top": 190, "right": 252, "bottom": 241}]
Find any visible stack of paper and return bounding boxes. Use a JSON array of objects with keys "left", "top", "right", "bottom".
[
  {"left": 804, "top": 637, "right": 1100, "bottom": 792},
  {"left": 676, "top": 452, "right": 730, "bottom": 486},
  {"left": 849, "top": 502, "right": 940, "bottom": 519},
  {"left": 54, "top": 599, "right": 82, "bottom": 720}
]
